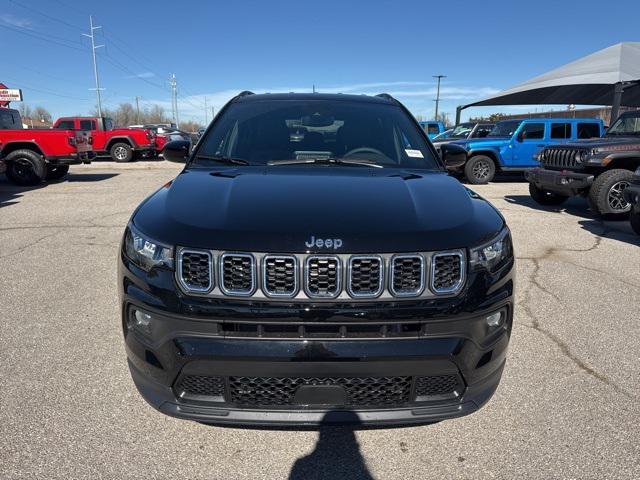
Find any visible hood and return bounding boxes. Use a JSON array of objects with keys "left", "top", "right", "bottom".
[
  {"left": 133, "top": 167, "right": 504, "bottom": 253},
  {"left": 553, "top": 136, "right": 640, "bottom": 150},
  {"left": 451, "top": 137, "right": 510, "bottom": 150}
]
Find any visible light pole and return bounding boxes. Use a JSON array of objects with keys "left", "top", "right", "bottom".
[{"left": 433, "top": 75, "right": 446, "bottom": 120}]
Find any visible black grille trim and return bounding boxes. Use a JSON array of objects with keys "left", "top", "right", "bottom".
[
  {"left": 347, "top": 255, "right": 384, "bottom": 298},
  {"left": 174, "top": 375, "right": 225, "bottom": 401},
  {"left": 176, "top": 248, "right": 214, "bottom": 293},
  {"left": 304, "top": 256, "right": 342, "bottom": 298},
  {"left": 219, "top": 253, "right": 256, "bottom": 296},
  {"left": 262, "top": 255, "right": 298, "bottom": 298},
  {"left": 430, "top": 251, "right": 465, "bottom": 294},
  {"left": 390, "top": 254, "right": 425, "bottom": 297}
]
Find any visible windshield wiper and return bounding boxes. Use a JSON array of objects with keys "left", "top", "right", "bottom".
[
  {"left": 268, "top": 157, "right": 383, "bottom": 168},
  {"left": 195, "top": 154, "right": 250, "bottom": 165}
]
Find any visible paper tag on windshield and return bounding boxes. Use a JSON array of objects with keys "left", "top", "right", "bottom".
[{"left": 405, "top": 149, "right": 423, "bottom": 158}]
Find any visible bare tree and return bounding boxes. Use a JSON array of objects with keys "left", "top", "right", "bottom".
[
  {"left": 33, "top": 106, "right": 52, "bottom": 123},
  {"left": 18, "top": 103, "right": 33, "bottom": 118}
]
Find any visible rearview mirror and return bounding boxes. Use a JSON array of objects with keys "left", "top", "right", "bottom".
[
  {"left": 440, "top": 144, "right": 467, "bottom": 169},
  {"left": 163, "top": 140, "right": 190, "bottom": 163}
]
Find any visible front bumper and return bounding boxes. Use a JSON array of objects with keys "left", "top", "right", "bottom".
[
  {"left": 119, "top": 254, "right": 514, "bottom": 427},
  {"left": 526, "top": 167, "right": 593, "bottom": 196}
]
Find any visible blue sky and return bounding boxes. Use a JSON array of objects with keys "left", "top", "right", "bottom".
[{"left": 2, "top": 0, "right": 639, "bottom": 124}]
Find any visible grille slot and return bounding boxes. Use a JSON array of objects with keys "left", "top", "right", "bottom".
[
  {"left": 305, "top": 256, "right": 341, "bottom": 298},
  {"left": 348, "top": 256, "right": 383, "bottom": 298},
  {"left": 431, "top": 252, "right": 464, "bottom": 294},
  {"left": 263, "top": 255, "right": 298, "bottom": 297},
  {"left": 414, "top": 374, "right": 462, "bottom": 398},
  {"left": 542, "top": 147, "right": 583, "bottom": 169},
  {"left": 229, "top": 376, "right": 412, "bottom": 407},
  {"left": 175, "top": 375, "right": 225, "bottom": 399},
  {"left": 220, "top": 253, "right": 256, "bottom": 295},
  {"left": 177, "top": 249, "right": 213, "bottom": 293},
  {"left": 390, "top": 255, "right": 424, "bottom": 296}
]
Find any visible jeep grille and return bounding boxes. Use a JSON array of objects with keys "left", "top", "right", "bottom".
[
  {"left": 220, "top": 253, "right": 255, "bottom": 295},
  {"left": 390, "top": 255, "right": 425, "bottom": 296},
  {"left": 177, "top": 249, "right": 213, "bottom": 292},
  {"left": 263, "top": 255, "right": 298, "bottom": 297},
  {"left": 431, "top": 252, "right": 464, "bottom": 294},
  {"left": 176, "top": 250, "right": 465, "bottom": 300},
  {"left": 348, "top": 256, "right": 383, "bottom": 297},
  {"left": 305, "top": 256, "right": 341, "bottom": 298},
  {"left": 541, "top": 147, "right": 585, "bottom": 169}
]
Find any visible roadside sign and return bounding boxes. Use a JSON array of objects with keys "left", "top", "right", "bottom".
[{"left": 0, "top": 88, "right": 23, "bottom": 105}]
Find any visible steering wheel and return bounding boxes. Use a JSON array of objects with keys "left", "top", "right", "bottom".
[{"left": 343, "top": 146, "right": 385, "bottom": 158}]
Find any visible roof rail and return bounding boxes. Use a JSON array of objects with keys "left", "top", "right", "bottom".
[
  {"left": 237, "top": 91, "right": 255, "bottom": 97},
  {"left": 375, "top": 93, "right": 398, "bottom": 103}
]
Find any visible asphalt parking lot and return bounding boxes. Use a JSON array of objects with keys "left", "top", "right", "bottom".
[{"left": 1, "top": 161, "right": 639, "bottom": 480}]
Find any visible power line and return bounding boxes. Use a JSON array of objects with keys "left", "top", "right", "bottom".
[
  {"left": 0, "top": 23, "right": 86, "bottom": 52},
  {"left": 1, "top": 75, "right": 89, "bottom": 100},
  {"left": 9, "top": 0, "right": 84, "bottom": 32}
]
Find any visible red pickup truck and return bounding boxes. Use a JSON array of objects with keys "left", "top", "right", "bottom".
[
  {"left": 0, "top": 107, "right": 94, "bottom": 185},
  {"left": 53, "top": 117, "right": 155, "bottom": 162}
]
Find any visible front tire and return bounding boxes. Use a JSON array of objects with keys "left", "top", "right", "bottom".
[
  {"left": 4, "top": 149, "right": 47, "bottom": 186},
  {"left": 45, "top": 165, "right": 70, "bottom": 181},
  {"left": 588, "top": 169, "right": 633, "bottom": 217},
  {"left": 528, "top": 183, "right": 568, "bottom": 206},
  {"left": 110, "top": 142, "right": 133, "bottom": 163},
  {"left": 465, "top": 155, "right": 496, "bottom": 184}
]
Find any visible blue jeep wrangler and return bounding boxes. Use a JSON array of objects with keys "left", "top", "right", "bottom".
[
  {"left": 450, "top": 118, "right": 604, "bottom": 184},
  {"left": 418, "top": 120, "right": 446, "bottom": 139}
]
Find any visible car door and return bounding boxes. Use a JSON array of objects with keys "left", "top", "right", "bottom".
[{"left": 513, "top": 122, "right": 546, "bottom": 167}]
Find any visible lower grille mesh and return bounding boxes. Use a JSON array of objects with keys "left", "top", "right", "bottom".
[
  {"left": 415, "top": 375, "right": 461, "bottom": 397},
  {"left": 175, "top": 375, "right": 225, "bottom": 397},
  {"left": 229, "top": 376, "right": 412, "bottom": 407},
  {"left": 175, "top": 374, "right": 464, "bottom": 406}
]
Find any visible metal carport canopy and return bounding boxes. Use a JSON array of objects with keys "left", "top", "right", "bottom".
[{"left": 456, "top": 42, "right": 640, "bottom": 123}]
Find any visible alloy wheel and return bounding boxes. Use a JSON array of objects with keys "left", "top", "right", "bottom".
[{"left": 607, "top": 181, "right": 630, "bottom": 211}]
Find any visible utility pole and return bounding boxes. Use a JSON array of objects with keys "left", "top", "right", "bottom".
[
  {"left": 169, "top": 74, "right": 178, "bottom": 128},
  {"left": 433, "top": 74, "right": 446, "bottom": 120},
  {"left": 135, "top": 96, "right": 140, "bottom": 124},
  {"left": 83, "top": 16, "right": 104, "bottom": 117},
  {"left": 211, "top": 106, "right": 215, "bottom": 121},
  {"left": 204, "top": 96, "right": 208, "bottom": 124}
]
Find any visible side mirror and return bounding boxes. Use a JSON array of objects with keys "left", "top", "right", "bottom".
[
  {"left": 440, "top": 143, "right": 467, "bottom": 169},
  {"left": 163, "top": 140, "right": 190, "bottom": 163}
]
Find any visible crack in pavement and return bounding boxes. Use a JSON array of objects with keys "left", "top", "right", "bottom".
[
  {"left": 0, "top": 232, "right": 59, "bottom": 260},
  {"left": 517, "top": 231, "right": 634, "bottom": 399}
]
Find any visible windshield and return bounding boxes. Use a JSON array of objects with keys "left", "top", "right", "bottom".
[
  {"left": 450, "top": 123, "right": 475, "bottom": 138},
  {"left": 488, "top": 120, "right": 522, "bottom": 137},
  {"left": 607, "top": 113, "right": 640, "bottom": 135},
  {"left": 193, "top": 99, "right": 439, "bottom": 169}
]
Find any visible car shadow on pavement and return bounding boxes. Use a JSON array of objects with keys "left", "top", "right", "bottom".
[
  {"left": 288, "top": 412, "right": 374, "bottom": 480},
  {"left": 504, "top": 194, "right": 640, "bottom": 246},
  {"left": 0, "top": 173, "right": 119, "bottom": 209}
]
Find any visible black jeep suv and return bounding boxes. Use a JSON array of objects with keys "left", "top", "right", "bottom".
[
  {"left": 119, "top": 92, "right": 514, "bottom": 427},
  {"left": 527, "top": 110, "right": 640, "bottom": 217}
]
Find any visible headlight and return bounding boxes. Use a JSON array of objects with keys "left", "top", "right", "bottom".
[
  {"left": 470, "top": 227, "right": 513, "bottom": 271},
  {"left": 123, "top": 224, "right": 174, "bottom": 271}
]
